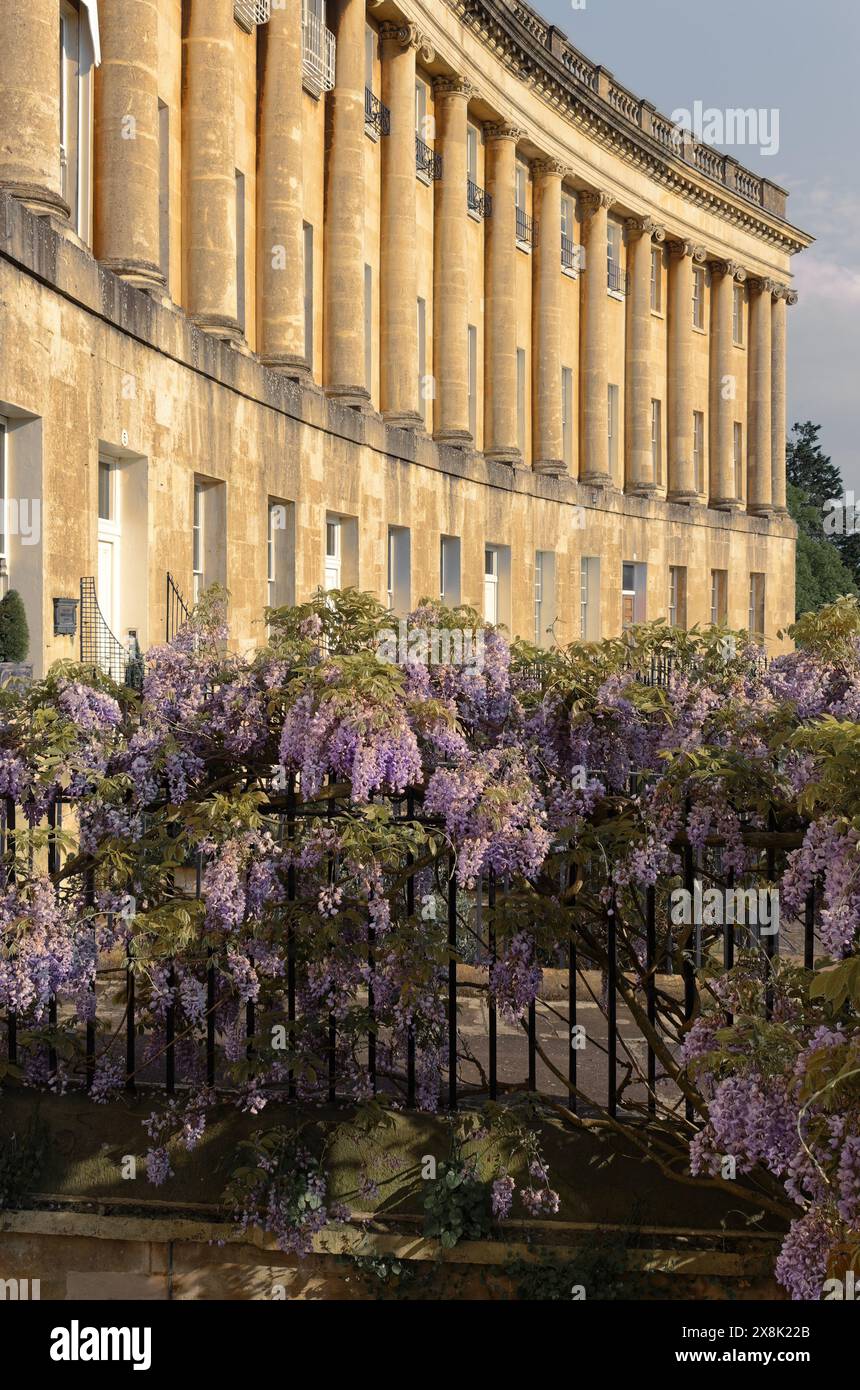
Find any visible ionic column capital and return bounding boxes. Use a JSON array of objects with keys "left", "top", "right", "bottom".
[
  {"left": 579, "top": 189, "right": 614, "bottom": 218},
  {"left": 533, "top": 157, "right": 571, "bottom": 179},
  {"left": 483, "top": 121, "right": 525, "bottom": 143},
  {"left": 379, "top": 21, "right": 435, "bottom": 61},
  {"left": 432, "top": 75, "right": 475, "bottom": 100},
  {"left": 625, "top": 215, "right": 666, "bottom": 242},
  {"left": 667, "top": 239, "right": 707, "bottom": 263},
  {"left": 708, "top": 258, "right": 747, "bottom": 282},
  {"left": 748, "top": 275, "right": 780, "bottom": 297},
  {"left": 771, "top": 282, "right": 797, "bottom": 303}
]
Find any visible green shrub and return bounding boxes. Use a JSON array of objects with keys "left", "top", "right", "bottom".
[{"left": 0, "top": 589, "right": 29, "bottom": 662}]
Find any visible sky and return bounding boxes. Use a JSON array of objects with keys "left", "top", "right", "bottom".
[{"left": 534, "top": 0, "right": 860, "bottom": 490}]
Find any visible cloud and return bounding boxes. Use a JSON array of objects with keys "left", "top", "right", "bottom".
[{"left": 794, "top": 259, "right": 860, "bottom": 305}]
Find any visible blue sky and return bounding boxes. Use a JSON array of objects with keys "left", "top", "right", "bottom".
[{"left": 534, "top": 0, "right": 860, "bottom": 489}]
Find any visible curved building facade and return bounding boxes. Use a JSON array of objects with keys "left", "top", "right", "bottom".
[{"left": 0, "top": 0, "right": 811, "bottom": 674}]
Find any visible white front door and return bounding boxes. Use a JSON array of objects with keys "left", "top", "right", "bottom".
[
  {"left": 98, "top": 538, "right": 116, "bottom": 633},
  {"left": 484, "top": 547, "right": 498, "bottom": 625}
]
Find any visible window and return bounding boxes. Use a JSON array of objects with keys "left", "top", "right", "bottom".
[
  {"left": 325, "top": 515, "right": 342, "bottom": 591},
  {"left": 364, "top": 264, "right": 372, "bottom": 394},
  {"left": 387, "top": 526, "right": 411, "bottom": 615},
  {"left": 579, "top": 557, "right": 600, "bottom": 641},
  {"left": 733, "top": 283, "right": 745, "bottom": 346},
  {"left": 515, "top": 162, "right": 527, "bottom": 214},
  {"left": 235, "top": 170, "right": 246, "bottom": 335},
  {"left": 303, "top": 222, "right": 314, "bottom": 369},
  {"left": 622, "top": 561, "right": 646, "bottom": 629},
  {"left": 516, "top": 348, "right": 526, "bottom": 455},
  {"left": 158, "top": 100, "right": 170, "bottom": 288},
  {"left": 561, "top": 194, "right": 579, "bottom": 274},
  {"left": 693, "top": 411, "right": 705, "bottom": 494},
  {"left": 302, "top": 0, "right": 336, "bottom": 97},
  {"left": 417, "top": 298, "right": 427, "bottom": 424},
  {"left": 415, "top": 76, "right": 428, "bottom": 138},
  {"left": 749, "top": 573, "right": 766, "bottom": 642},
  {"left": 534, "top": 552, "right": 556, "bottom": 648},
  {"left": 607, "top": 384, "right": 619, "bottom": 474},
  {"left": 692, "top": 266, "right": 705, "bottom": 330},
  {"left": 651, "top": 399, "right": 662, "bottom": 485},
  {"left": 484, "top": 546, "right": 499, "bottom": 626},
  {"left": 515, "top": 161, "right": 532, "bottom": 248},
  {"left": 607, "top": 222, "right": 623, "bottom": 294},
  {"left": 268, "top": 500, "right": 295, "bottom": 610},
  {"left": 562, "top": 367, "right": 573, "bottom": 469},
  {"left": 468, "top": 325, "right": 478, "bottom": 439},
  {"left": 98, "top": 460, "right": 116, "bottom": 524},
  {"left": 192, "top": 481, "right": 204, "bottom": 603},
  {"left": 561, "top": 194, "right": 575, "bottom": 239},
  {"left": 364, "top": 23, "right": 375, "bottom": 92},
  {"left": 440, "top": 536, "right": 461, "bottom": 607},
  {"left": 467, "top": 124, "right": 479, "bottom": 184},
  {"left": 669, "top": 566, "right": 687, "bottom": 629},
  {"left": 733, "top": 421, "right": 744, "bottom": 498},
  {"left": 710, "top": 569, "right": 728, "bottom": 626},
  {"left": 60, "top": 0, "right": 94, "bottom": 242},
  {"left": 650, "top": 246, "right": 662, "bottom": 313},
  {"left": 97, "top": 459, "right": 121, "bottom": 635}
]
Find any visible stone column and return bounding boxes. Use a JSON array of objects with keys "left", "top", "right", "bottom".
[
  {"left": 532, "top": 160, "right": 567, "bottom": 474},
  {"left": 708, "top": 260, "right": 746, "bottom": 508},
  {"left": 666, "top": 239, "right": 705, "bottom": 501},
  {"left": 625, "top": 216, "right": 664, "bottom": 493},
  {"left": 0, "top": 0, "right": 67, "bottom": 218},
  {"left": 379, "top": 23, "right": 426, "bottom": 427},
  {"left": 771, "top": 286, "right": 795, "bottom": 515},
  {"left": 483, "top": 124, "right": 523, "bottom": 464},
  {"left": 579, "top": 190, "right": 614, "bottom": 485},
  {"left": 748, "top": 277, "right": 776, "bottom": 515},
  {"left": 94, "top": 0, "right": 163, "bottom": 291},
  {"left": 257, "top": 0, "right": 307, "bottom": 374},
  {"left": 324, "top": 0, "right": 370, "bottom": 407},
  {"left": 183, "top": 0, "right": 239, "bottom": 339},
  {"left": 433, "top": 76, "right": 473, "bottom": 444}
]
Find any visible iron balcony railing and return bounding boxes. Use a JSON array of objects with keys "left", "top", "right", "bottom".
[
  {"left": 607, "top": 262, "right": 630, "bottom": 295},
  {"left": 415, "top": 135, "right": 442, "bottom": 181},
  {"left": 364, "top": 88, "right": 390, "bottom": 137},
  {"left": 80, "top": 577, "right": 143, "bottom": 690},
  {"left": 234, "top": 0, "right": 270, "bottom": 28},
  {"left": 561, "top": 234, "right": 584, "bottom": 272},
  {"left": 516, "top": 206, "right": 536, "bottom": 247},
  {"left": 166, "top": 572, "right": 192, "bottom": 643},
  {"left": 301, "top": 4, "right": 336, "bottom": 95},
  {"left": 467, "top": 179, "right": 492, "bottom": 218}
]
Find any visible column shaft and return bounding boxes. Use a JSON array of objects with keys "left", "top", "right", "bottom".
[
  {"left": 580, "top": 191, "right": 613, "bottom": 484},
  {"left": 748, "top": 278, "right": 775, "bottom": 514},
  {"left": 433, "top": 78, "right": 472, "bottom": 443},
  {"left": 708, "top": 262, "right": 744, "bottom": 508},
  {"left": 667, "top": 241, "right": 702, "bottom": 500},
  {"left": 95, "top": 0, "right": 162, "bottom": 290},
  {"left": 483, "top": 125, "right": 521, "bottom": 463},
  {"left": 380, "top": 25, "right": 420, "bottom": 425},
  {"left": 183, "top": 0, "right": 239, "bottom": 337},
  {"left": 533, "top": 163, "right": 565, "bottom": 474},
  {"left": 625, "top": 218, "right": 663, "bottom": 493},
  {"left": 771, "top": 288, "right": 792, "bottom": 513},
  {"left": 0, "top": 0, "right": 67, "bottom": 217},
  {"left": 257, "top": 1, "right": 306, "bottom": 373},
  {"left": 324, "top": 0, "right": 370, "bottom": 405}
]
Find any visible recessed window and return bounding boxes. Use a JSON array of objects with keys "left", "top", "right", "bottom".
[
  {"left": 733, "top": 283, "right": 745, "bottom": 347},
  {"left": 484, "top": 545, "right": 511, "bottom": 629},
  {"left": 60, "top": 0, "right": 94, "bottom": 242},
  {"left": 580, "top": 557, "right": 601, "bottom": 641},
  {"left": 710, "top": 569, "right": 728, "bottom": 626},
  {"left": 749, "top": 573, "right": 766, "bottom": 642},
  {"left": 733, "top": 421, "right": 744, "bottom": 499},
  {"left": 192, "top": 481, "right": 204, "bottom": 602},
  {"left": 303, "top": 222, "right": 314, "bottom": 370},
  {"left": 468, "top": 325, "right": 478, "bottom": 440},
  {"left": 235, "top": 170, "right": 246, "bottom": 335},
  {"left": 325, "top": 514, "right": 342, "bottom": 591},
  {"left": 534, "top": 551, "right": 556, "bottom": 648},
  {"left": 364, "top": 264, "right": 373, "bottom": 395},
  {"left": 417, "top": 297, "right": 427, "bottom": 424},
  {"left": 516, "top": 348, "right": 526, "bottom": 455},
  {"left": 607, "top": 384, "right": 620, "bottom": 474},
  {"left": 562, "top": 367, "right": 573, "bottom": 469},
  {"left": 622, "top": 561, "right": 646, "bottom": 630},
  {"left": 669, "top": 566, "right": 687, "bottom": 629},
  {"left": 607, "top": 222, "right": 624, "bottom": 294},
  {"left": 692, "top": 266, "right": 705, "bottom": 330},
  {"left": 387, "top": 525, "right": 411, "bottom": 615},
  {"left": 440, "top": 535, "right": 461, "bottom": 607},
  {"left": 650, "top": 246, "right": 662, "bottom": 313},
  {"left": 693, "top": 410, "right": 705, "bottom": 494},
  {"left": 268, "top": 499, "right": 295, "bottom": 610},
  {"left": 651, "top": 399, "right": 662, "bottom": 485}
]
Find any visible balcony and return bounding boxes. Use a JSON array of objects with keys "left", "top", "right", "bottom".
[
  {"left": 415, "top": 135, "right": 442, "bottom": 182},
  {"left": 365, "top": 88, "right": 390, "bottom": 139},
  {"left": 561, "top": 234, "right": 584, "bottom": 274},
  {"left": 302, "top": 5, "right": 336, "bottom": 96},
  {"left": 467, "top": 179, "right": 492, "bottom": 219},
  {"left": 516, "top": 206, "right": 536, "bottom": 249},
  {"left": 234, "top": 0, "right": 270, "bottom": 29},
  {"left": 607, "top": 262, "right": 629, "bottom": 296}
]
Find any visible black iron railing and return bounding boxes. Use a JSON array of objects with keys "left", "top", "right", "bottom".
[
  {"left": 166, "top": 572, "right": 192, "bottom": 642},
  {"left": 516, "top": 206, "right": 536, "bottom": 247},
  {"left": 561, "top": 233, "right": 583, "bottom": 271},
  {"left": 364, "top": 87, "right": 390, "bottom": 137},
  {"left": 415, "top": 135, "right": 442, "bottom": 181},
  {"left": 79, "top": 577, "right": 143, "bottom": 690},
  {"left": 467, "top": 179, "right": 492, "bottom": 218},
  {"left": 608, "top": 262, "right": 630, "bottom": 295}
]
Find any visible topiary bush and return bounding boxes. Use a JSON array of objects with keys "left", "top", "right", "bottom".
[{"left": 0, "top": 588, "right": 29, "bottom": 662}]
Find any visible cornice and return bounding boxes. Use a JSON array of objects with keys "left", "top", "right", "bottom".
[{"left": 438, "top": 0, "right": 813, "bottom": 256}]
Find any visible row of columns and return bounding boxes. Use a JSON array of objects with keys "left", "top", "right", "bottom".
[{"left": 0, "top": 0, "right": 796, "bottom": 513}]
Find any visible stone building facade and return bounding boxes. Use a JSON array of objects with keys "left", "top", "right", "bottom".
[{"left": 0, "top": 0, "right": 811, "bottom": 677}]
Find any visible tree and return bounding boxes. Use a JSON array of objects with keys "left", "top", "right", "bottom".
[
  {"left": 0, "top": 589, "right": 29, "bottom": 662},
  {"left": 789, "top": 484, "right": 857, "bottom": 617},
  {"left": 787, "top": 421, "right": 860, "bottom": 595}
]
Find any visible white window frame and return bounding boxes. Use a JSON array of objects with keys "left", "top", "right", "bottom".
[
  {"left": 325, "top": 514, "right": 342, "bottom": 591},
  {"left": 0, "top": 419, "right": 7, "bottom": 577},
  {"left": 562, "top": 367, "right": 573, "bottom": 469},
  {"left": 607, "top": 383, "right": 619, "bottom": 474},
  {"left": 440, "top": 535, "right": 461, "bottom": 607},
  {"left": 607, "top": 221, "right": 623, "bottom": 297},
  {"left": 60, "top": 0, "right": 95, "bottom": 243},
  {"left": 733, "top": 283, "right": 745, "bottom": 347},
  {"left": 516, "top": 347, "right": 526, "bottom": 456},
  {"left": 364, "top": 263, "right": 373, "bottom": 395},
  {"left": 669, "top": 566, "right": 687, "bottom": 630},
  {"left": 651, "top": 398, "right": 662, "bottom": 485},
  {"left": 192, "top": 480, "right": 204, "bottom": 603},
  {"left": 417, "top": 297, "right": 427, "bottom": 424},
  {"left": 650, "top": 246, "right": 663, "bottom": 314},
  {"left": 468, "top": 324, "right": 478, "bottom": 440},
  {"left": 710, "top": 569, "right": 728, "bottom": 626},
  {"left": 692, "top": 266, "right": 706, "bottom": 331},
  {"left": 693, "top": 410, "right": 705, "bottom": 494},
  {"left": 484, "top": 545, "right": 499, "bottom": 626},
  {"left": 733, "top": 421, "right": 744, "bottom": 499},
  {"left": 749, "top": 573, "right": 765, "bottom": 641},
  {"left": 303, "top": 222, "right": 314, "bottom": 370}
]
